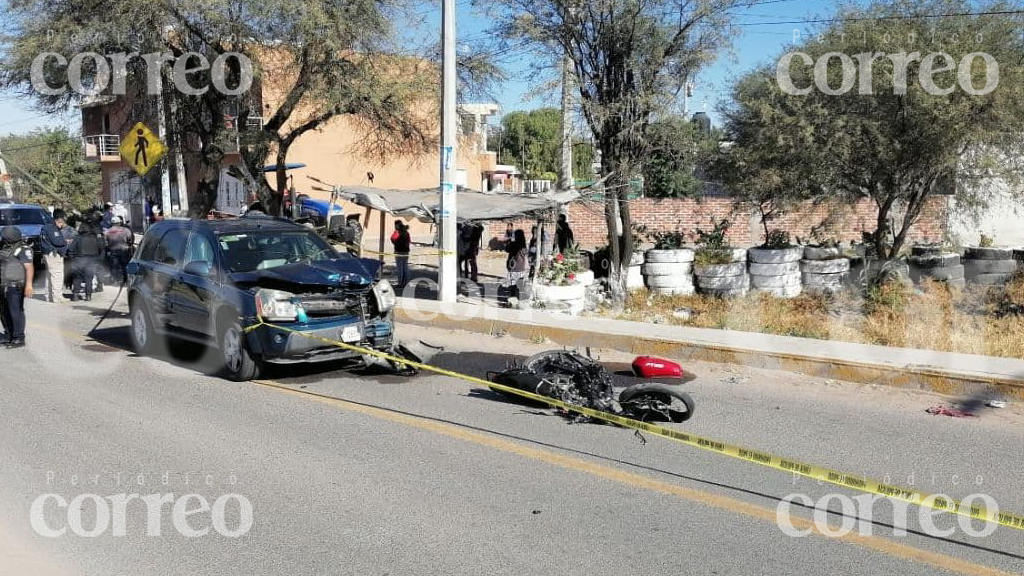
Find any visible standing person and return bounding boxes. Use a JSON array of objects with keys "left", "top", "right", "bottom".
[
  {"left": 528, "top": 226, "right": 539, "bottom": 268},
  {"left": 467, "top": 222, "right": 483, "bottom": 284},
  {"left": 71, "top": 215, "right": 106, "bottom": 301},
  {"left": 61, "top": 214, "right": 79, "bottom": 299},
  {"left": 456, "top": 223, "right": 469, "bottom": 278},
  {"left": 0, "top": 226, "right": 34, "bottom": 348},
  {"left": 504, "top": 229, "right": 529, "bottom": 300},
  {"left": 555, "top": 213, "right": 575, "bottom": 255},
  {"left": 39, "top": 211, "right": 69, "bottom": 303},
  {"left": 503, "top": 222, "right": 514, "bottom": 246},
  {"left": 113, "top": 200, "right": 130, "bottom": 227},
  {"left": 104, "top": 216, "right": 134, "bottom": 284},
  {"left": 390, "top": 220, "right": 411, "bottom": 287},
  {"left": 100, "top": 202, "right": 115, "bottom": 231}
]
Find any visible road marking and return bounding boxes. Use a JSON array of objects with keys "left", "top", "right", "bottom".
[{"left": 27, "top": 314, "right": 1020, "bottom": 576}]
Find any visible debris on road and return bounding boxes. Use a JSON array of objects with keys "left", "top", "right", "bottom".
[
  {"left": 987, "top": 400, "right": 1007, "bottom": 409},
  {"left": 925, "top": 405, "right": 976, "bottom": 418}
]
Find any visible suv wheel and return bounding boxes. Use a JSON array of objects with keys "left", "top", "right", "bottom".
[
  {"left": 219, "top": 319, "right": 262, "bottom": 381},
  {"left": 130, "top": 298, "right": 155, "bottom": 355}
]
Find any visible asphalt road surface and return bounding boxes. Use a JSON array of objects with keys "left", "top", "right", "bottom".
[{"left": 1, "top": 291, "right": 1023, "bottom": 576}]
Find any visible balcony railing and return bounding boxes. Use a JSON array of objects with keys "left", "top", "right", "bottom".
[{"left": 82, "top": 134, "right": 121, "bottom": 162}]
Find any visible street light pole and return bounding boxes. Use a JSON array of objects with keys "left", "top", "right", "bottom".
[{"left": 438, "top": 0, "right": 458, "bottom": 303}]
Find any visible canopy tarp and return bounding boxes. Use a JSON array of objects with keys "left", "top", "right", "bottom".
[{"left": 337, "top": 185, "right": 579, "bottom": 223}]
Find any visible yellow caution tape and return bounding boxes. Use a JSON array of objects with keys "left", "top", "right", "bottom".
[
  {"left": 245, "top": 319, "right": 1024, "bottom": 532},
  {"left": 335, "top": 243, "right": 456, "bottom": 258}
]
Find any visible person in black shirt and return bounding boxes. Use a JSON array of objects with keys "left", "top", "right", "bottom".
[
  {"left": 71, "top": 215, "right": 106, "bottom": 301},
  {"left": 390, "top": 220, "right": 411, "bottom": 287},
  {"left": 0, "top": 226, "right": 34, "bottom": 347},
  {"left": 39, "top": 212, "right": 69, "bottom": 302},
  {"left": 555, "top": 213, "right": 575, "bottom": 255}
]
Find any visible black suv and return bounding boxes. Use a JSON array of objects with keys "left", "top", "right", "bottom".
[{"left": 126, "top": 216, "right": 397, "bottom": 380}]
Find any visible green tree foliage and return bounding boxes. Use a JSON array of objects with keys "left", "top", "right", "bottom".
[
  {"left": 642, "top": 116, "right": 719, "bottom": 199},
  {"left": 721, "top": 0, "right": 1024, "bottom": 258},
  {"left": 485, "top": 0, "right": 749, "bottom": 301},
  {"left": 0, "top": 128, "right": 101, "bottom": 209},
  {"left": 497, "top": 108, "right": 593, "bottom": 180}
]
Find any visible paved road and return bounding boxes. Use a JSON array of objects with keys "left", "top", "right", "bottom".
[{"left": 1, "top": 292, "right": 1023, "bottom": 576}]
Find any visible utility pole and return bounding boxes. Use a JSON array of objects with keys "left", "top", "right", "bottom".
[
  {"left": 438, "top": 0, "right": 458, "bottom": 303},
  {"left": 156, "top": 72, "right": 173, "bottom": 216},
  {"left": 170, "top": 93, "right": 189, "bottom": 215},
  {"left": 0, "top": 143, "right": 14, "bottom": 199},
  {"left": 558, "top": 54, "right": 574, "bottom": 192}
]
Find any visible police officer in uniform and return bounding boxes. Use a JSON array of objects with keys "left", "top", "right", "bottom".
[{"left": 0, "top": 226, "right": 34, "bottom": 348}]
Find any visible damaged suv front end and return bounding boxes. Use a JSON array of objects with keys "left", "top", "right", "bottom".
[{"left": 126, "top": 217, "right": 399, "bottom": 381}]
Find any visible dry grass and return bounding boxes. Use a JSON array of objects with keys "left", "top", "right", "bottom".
[{"left": 610, "top": 274, "right": 1024, "bottom": 359}]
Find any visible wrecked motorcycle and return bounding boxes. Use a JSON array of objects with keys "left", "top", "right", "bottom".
[{"left": 488, "top": 350, "right": 696, "bottom": 423}]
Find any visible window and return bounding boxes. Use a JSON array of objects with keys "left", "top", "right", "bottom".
[
  {"left": 0, "top": 208, "right": 52, "bottom": 226},
  {"left": 153, "top": 228, "right": 189, "bottom": 267},
  {"left": 184, "top": 233, "right": 215, "bottom": 267}
]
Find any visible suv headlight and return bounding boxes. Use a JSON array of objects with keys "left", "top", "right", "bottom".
[
  {"left": 255, "top": 289, "right": 301, "bottom": 322},
  {"left": 372, "top": 279, "right": 396, "bottom": 313}
]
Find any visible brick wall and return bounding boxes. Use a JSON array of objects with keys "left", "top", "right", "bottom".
[{"left": 487, "top": 195, "right": 948, "bottom": 249}]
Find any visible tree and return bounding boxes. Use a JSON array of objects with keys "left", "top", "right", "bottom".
[
  {"left": 0, "top": 128, "right": 101, "bottom": 208},
  {"left": 722, "top": 0, "right": 1024, "bottom": 259},
  {"left": 0, "top": 0, "right": 436, "bottom": 217},
  {"left": 486, "top": 0, "right": 750, "bottom": 301},
  {"left": 643, "top": 116, "right": 719, "bottom": 199}
]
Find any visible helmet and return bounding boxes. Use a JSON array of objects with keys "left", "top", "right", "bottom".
[
  {"left": 112, "top": 216, "right": 123, "bottom": 225},
  {"left": 1, "top": 226, "right": 22, "bottom": 244}
]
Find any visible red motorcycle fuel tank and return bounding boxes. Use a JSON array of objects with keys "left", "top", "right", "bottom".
[{"left": 632, "top": 356, "right": 684, "bottom": 379}]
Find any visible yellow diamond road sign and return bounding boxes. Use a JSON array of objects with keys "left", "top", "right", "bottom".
[{"left": 119, "top": 122, "right": 167, "bottom": 176}]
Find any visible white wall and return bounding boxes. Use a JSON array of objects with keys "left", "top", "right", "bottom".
[{"left": 947, "top": 179, "right": 1024, "bottom": 247}]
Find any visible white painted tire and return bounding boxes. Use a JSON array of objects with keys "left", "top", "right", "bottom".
[
  {"left": 697, "top": 274, "right": 750, "bottom": 290},
  {"left": 748, "top": 247, "right": 803, "bottom": 264},
  {"left": 534, "top": 282, "right": 587, "bottom": 301},
  {"left": 967, "top": 272, "right": 1015, "bottom": 285},
  {"left": 909, "top": 253, "right": 960, "bottom": 269},
  {"left": 647, "top": 274, "right": 695, "bottom": 289},
  {"left": 700, "top": 286, "right": 750, "bottom": 298},
  {"left": 964, "top": 247, "right": 1013, "bottom": 260},
  {"left": 645, "top": 249, "right": 695, "bottom": 264},
  {"left": 803, "top": 272, "right": 848, "bottom": 288},
  {"left": 801, "top": 258, "right": 850, "bottom": 274},
  {"left": 752, "top": 284, "right": 803, "bottom": 298},
  {"left": 694, "top": 262, "right": 746, "bottom": 277},
  {"left": 750, "top": 273, "right": 801, "bottom": 288},
  {"left": 748, "top": 261, "right": 799, "bottom": 276},
  {"left": 630, "top": 251, "right": 645, "bottom": 266},
  {"left": 803, "top": 246, "right": 842, "bottom": 260},
  {"left": 642, "top": 262, "right": 692, "bottom": 276},
  {"left": 964, "top": 259, "right": 1017, "bottom": 275},
  {"left": 650, "top": 285, "right": 696, "bottom": 297},
  {"left": 911, "top": 265, "right": 964, "bottom": 282}
]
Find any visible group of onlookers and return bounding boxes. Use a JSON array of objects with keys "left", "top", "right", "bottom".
[
  {"left": 39, "top": 203, "right": 135, "bottom": 302},
  {"left": 503, "top": 214, "right": 575, "bottom": 299}
]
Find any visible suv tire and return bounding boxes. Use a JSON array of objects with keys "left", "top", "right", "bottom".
[{"left": 219, "top": 318, "right": 263, "bottom": 381}]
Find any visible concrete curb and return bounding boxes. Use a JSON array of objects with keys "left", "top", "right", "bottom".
[{"left": 395, "top": 299, "right": 1024, "bottom": 401}]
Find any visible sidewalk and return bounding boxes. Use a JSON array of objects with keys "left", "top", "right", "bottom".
[{"left": 395, "top": 297, "right": 1024, "bottom": 401}]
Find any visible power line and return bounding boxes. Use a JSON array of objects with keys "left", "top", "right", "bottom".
[{"left": 735, "top": 8, "right": 1024, "bottom": 26}]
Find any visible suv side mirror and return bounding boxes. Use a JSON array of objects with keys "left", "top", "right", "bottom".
[{"left": 183, "top": 261, "right": 213, "bottom": 277}]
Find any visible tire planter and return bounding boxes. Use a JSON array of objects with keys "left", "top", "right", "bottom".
[
  {"left": 533, "top": 282, "right": 587, "bottom": 302},
  {"left": 642, "top": 262, "right": 692, "bottom": 276},
  {"left": 964, "top": 247, "right": 1013, "bottom": 260},
  {"left": 748, "top": 261, "right": 799, "bottom": 276},
  {"left": 694, "top": 262, "right": 746, "bottom": 277},
  {"left": 650, "top": 285, "right": 696, "bottom": 296},
  {"left": 1014, "top": 249, "right": 1024, "bottom": 265},
  {"left": 697, "top": 274, "right": 750, "bottom": 290},
  {"left": 752, "top": 284, "right": 802, "bottom": 298},
  {"left": 970, "top": 272, "right": 1016, "bottom": 286},
  {"left": 748, "top": 247, "right": 803, "bottom": 264},
  {"left": 750, "top": 273, "right": 801, "bottom": 289},
  {"left": 964, "top": 260, "right": 1018, "bottom": 275},
  {"left": 646, "top": 274, "right": 695, "bottom": 289},
  {"left": 910, "top": 264, "right": 965, "bottom": 283},
  {"left": 800, "top": 258, "right": 851, "bottom": 274},
  {"left": 645, "top": 248, "right": 695, "bottom": 264},
  {"left": 909, "top": 253, "right": 960, "bottom": 269},
  {"left": 700, "top": 287, "right": 749, "bottom": 298},
  {"left": 803, "top": 246, "right": 842, "bottom": 260},
  {"left": 802, "top": 272, "right": 848, "bottom": 292}
]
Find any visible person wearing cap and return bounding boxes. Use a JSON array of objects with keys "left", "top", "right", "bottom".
[
  {"left": 103, "top": 216, "right": 134, "bottom": 284},
  {"left": 0, "top": 226, "right": 34, "bottom": 348}
]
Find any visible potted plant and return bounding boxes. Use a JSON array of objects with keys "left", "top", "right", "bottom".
[
  {"left": 748, "top": 230, "right": 802, "bottom": 297},
  {"left": 692, "top": 219, "right": 748, "bottom": 295}
]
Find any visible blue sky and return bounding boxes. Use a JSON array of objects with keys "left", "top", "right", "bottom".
[{"left": 0, "top": 0, "right": 852, "bottom": 138}]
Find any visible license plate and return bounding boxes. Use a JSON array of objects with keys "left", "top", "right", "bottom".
[{"left": 341, "top": 325, "right": 361, "bottom": 343}]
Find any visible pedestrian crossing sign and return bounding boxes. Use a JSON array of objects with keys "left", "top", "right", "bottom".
[{"left": 119, "top": 122, "right": 168, "bottom": 176}]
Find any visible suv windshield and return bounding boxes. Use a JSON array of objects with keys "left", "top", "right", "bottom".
[
  {"left": 0, "top": 208, "right": 52, "bottom": 226},
  {"left": 218, "top": 230, "right": 341, "bottom": 273}
]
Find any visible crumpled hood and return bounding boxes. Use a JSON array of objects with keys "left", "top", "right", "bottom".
[{"left": 229, "top": 257, "right": 381, "bottom": 292}]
